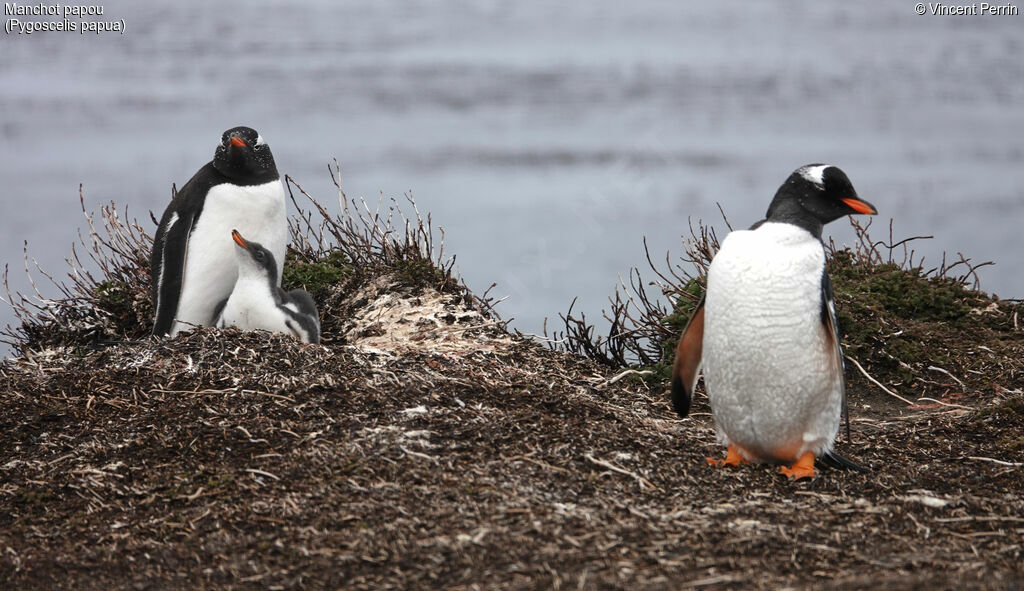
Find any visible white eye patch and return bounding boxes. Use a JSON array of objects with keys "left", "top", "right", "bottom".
[
  {"left": 255, "top": 134, "right": 266, "bottom": 146},
  {"left": 799, "top": 164, "right": 830, "bottom": 186}
]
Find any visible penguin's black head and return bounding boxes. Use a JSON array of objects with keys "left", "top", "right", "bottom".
[
  {"left": 765, "top": 164, "right": 877, "bottom": 238},
  {"left": 231, "top": 229, "right": 279, "bottom": 280},
  {"left": 213, "top": 126, "right": 279, "bottom": 185}
]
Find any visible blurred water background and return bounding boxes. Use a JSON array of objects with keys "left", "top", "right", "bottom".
[{"left": 2, "top": 0, "right": 1022, "bottom": 355}]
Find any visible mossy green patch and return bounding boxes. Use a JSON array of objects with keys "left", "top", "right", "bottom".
[
  {"left": 970, "top": 395, "right": 1024, "bottom": 423},
  {"left": 282, "top": 251, "right": 351, "bottom": 297},
  {"left": 661, "top": 279, "right": 703, "bottom": 335},
  {"left": 19, "top": 489, "right": 53, "bottom": 505},
  {"left": 637, "top": 279, "right": 705, "bottom": 383},
  {"left": 393, "top": 257, "right": 447, "bottom": 290},
  {"left": 827, "top": 250, "right": 973, "bottom": 323},
  {"left": 999, "top": 437, "right": 1024, "bottom": 453},
  {"left": 638, "top": 361, "right": 673, "bottom": 385},
  {"left": 94, "top": 280, "right": 130, "bottom": 313}
]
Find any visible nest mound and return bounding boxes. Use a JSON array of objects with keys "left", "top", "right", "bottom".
[
  {"left": 335, "top": 272, "right": 510, "bottom": 355},
  {"left": 2, "top": 319, "right": 1023, "bottom": 589},
  {"left": 2, "top": 181, "right": 1023, "bottom": 588}
]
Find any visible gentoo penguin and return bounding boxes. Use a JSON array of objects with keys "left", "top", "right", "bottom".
[
  {"left": 671, "top": 164, "right": 876, "bottom": 479},
  {"left": 214, "top": 229, "right": 321, "bottom": 344},
  {"left": 151, "top": 126, "right": 287, "bottom": 336}
]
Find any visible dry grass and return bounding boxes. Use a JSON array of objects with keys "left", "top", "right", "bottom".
[
  {"left": 2, "top": 162, "right": 503, "bottom": 354},
  {"left": 1, "top": 174, "right": 1023, "bottom": 589},
  {"left": 1, "top": 188, "right": 155, "bottom": 355},
  {"left": 548, "top": 213, "right": 1021, "bottom": 395},
  {"left": 2, "top": 326, "right": 1022, "bottom": 589},
  {"left": 547, "top": 219, "right": 721, "bottom": 370}
]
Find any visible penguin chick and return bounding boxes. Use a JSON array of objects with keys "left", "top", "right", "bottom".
[
  {"left": 214, "top": 229, "right": 321, "bottom": 344},
  {"left": 671, "top": 164, "right": 876, "bottom": 480}
]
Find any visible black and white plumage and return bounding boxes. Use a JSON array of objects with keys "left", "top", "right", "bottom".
[
  {"left": 151, "top": 126, "right": 287, "bottom": 337},
  {"left": 214, "top": 229, "right": 321, "bottom": 344},
  {"left": 671, "top": 164, "right": 876, "bottom": 479}
]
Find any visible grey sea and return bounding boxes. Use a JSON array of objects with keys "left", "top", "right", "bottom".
[{"left": 2, "top": 0, "right": 1023, "bottom": 352}]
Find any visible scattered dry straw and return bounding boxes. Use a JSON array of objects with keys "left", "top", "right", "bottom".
[{"left": 1, "top": 171, "right": 1022, "bottom": 589}]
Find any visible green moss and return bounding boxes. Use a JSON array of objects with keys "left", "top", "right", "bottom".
[
  {"left": 660, "top": 280, "right": 703, "bottom": 354},
  {"left": 20, "top": 490, "right": 53, "bottom": 505},
  {"left": 638, "top": 362, "right": 673, "bottom": 385},
  {"left": 282, "top": 251, "right": 351, "bottom": 296},
  {"left": 94, "top": 280, "right": 130, "bottom": 312},
  {"left": 834, "top": 310, "right": 879, "bottom": 354},
  {"left": 393, "top": 257, "right": 446, "bottom": 290},
  {"left": 636, "top": 279, "right": 706, "bottom": 384},
  {"left": 828, "top": 250, "right": 973, "bottom": 323},
  {"left": 886, "top": 337, "right": 923, "bottom": 364},
  {"left": 972, "top": 395, "right": 1024, "bottom": 421},
  {"left": 205, "top": 475, "right": 235, "bottom": 489}
]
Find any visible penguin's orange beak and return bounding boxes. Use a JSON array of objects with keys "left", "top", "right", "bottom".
[
  {"left": 841, "top": 197, "right": 877, "bottom": 215},
  {"left": 229, "top": 136, "right": 246, "bottom": 148},
  {"left": 231, "top": 229, "right": 249, "bottom": 249}
]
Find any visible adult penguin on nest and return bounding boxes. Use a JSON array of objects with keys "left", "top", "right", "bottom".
[{"left": 151, "top": 126, "right": 287, "bottom": 337}]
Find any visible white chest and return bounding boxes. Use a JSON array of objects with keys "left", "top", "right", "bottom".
[
  {"left": 172, "top": 180, "right": 287, "bottom": 333},
  {"left": 218, "top": 278, "right": 291, "bottom": 334},
  {"left": 701, "top": 222, "right": 841, "bottom": 461}
]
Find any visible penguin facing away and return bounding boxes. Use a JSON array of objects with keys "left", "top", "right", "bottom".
[
  {"left": 671, "top": 164, "right": 877, "bottom": 480},
  {"left": 214, "top": 229, "right": 321, "bottom": 345},
  {"left": 151, "top": 126, "right": 287, "bottom": 337}
]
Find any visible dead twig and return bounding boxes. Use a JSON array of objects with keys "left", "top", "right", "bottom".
[
  {"left": 584, "top": 453, "right": 657, "bottom": 491},
  {"left": 845, "top": 355, "right": 914, "bottom": 405},
  {"left": 244, "top": 468, "right": 281, "bottom": 481},
  {"left": 916, "top": 397, "right": 972, "bottom": 410},
  {"left": 596, "top": 368, "right": 654, "bottom": 388},
  {"left": 965, "top": 456, "right": 1024, "bottom": 468},
  {"left": 927, "top": 366, "right": 966, "bottom": 389}
]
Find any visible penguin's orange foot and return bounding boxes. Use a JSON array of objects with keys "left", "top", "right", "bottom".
[
  {"left": 706, "top": 444, "right": 748, "bottom": 468},
  {"left": 778, "top": 451, "right": 816, "bottom": 480}
]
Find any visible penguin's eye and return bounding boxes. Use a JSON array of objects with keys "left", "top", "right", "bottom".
[
  {"left": 255, "top": 251, "right": 265, "bottom": 261},
  {"left": 254, "top": 144, "right": 265, "bottom": 151}
]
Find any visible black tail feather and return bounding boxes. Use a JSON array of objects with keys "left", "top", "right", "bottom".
[
  {"left": 671, "top": 375, "right": 691, "bottom": 417},
  {"left": 819, "top": 450, "right": 870, "bottom": 473}
]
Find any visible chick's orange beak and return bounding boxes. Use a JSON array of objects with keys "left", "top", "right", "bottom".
[
  {"left": 231, "top": 229, "right": 249, "bottom": 249},
  {"left": 841, "top": 197, "right": 877, "bottom": 215}
]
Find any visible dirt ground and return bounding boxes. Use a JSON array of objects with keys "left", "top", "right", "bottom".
[{"left": 2, "top": 320, "right": 1022, "bottom": 590}]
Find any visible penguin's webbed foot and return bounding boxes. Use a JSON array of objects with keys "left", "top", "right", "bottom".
[
  {"left": 706, "top": 444, "right": 748, "bottom": 468},
  {"left": 778, "top": 451, "right": 816, "bottom": 480}
]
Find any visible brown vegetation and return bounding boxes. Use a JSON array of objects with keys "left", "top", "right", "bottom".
[{"left": 1, "top": 173, "right": 1022, "bottom": 589}]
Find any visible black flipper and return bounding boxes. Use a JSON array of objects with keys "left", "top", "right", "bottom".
[
  {"left": 150, "top": 164, "right": 225, "bottom": 336},
  {"left": 151, "top": 204, "right": 196, "bottom": 336},
  {"left": 670, "top": 296, "right": 705, "bottom": 417},
  {"left": 820, "top": 270, "right": 869, "bottom": 473},
  {"left": 211, "top": 296, "right": 229, "bottom": 328}
]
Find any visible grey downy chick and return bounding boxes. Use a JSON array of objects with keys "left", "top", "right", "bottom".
[{"left": 214, "top": 229, "right": 321, "bottom": 344}]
